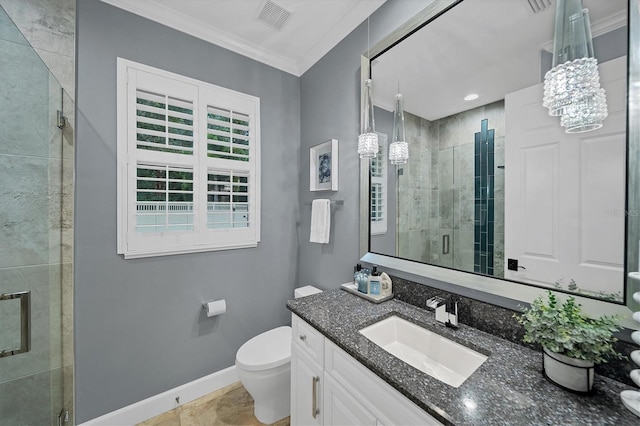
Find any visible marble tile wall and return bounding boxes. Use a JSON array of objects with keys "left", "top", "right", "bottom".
[
  {"left": 0, "top": 367, "right": 64, "bottom": 426},
  {"left": 397, "top": 101, "right": 505, "bottom": 278},
  {"left": 0, "top": 2, "right": 74, "bottom": 425},
  {"left": 0, "top": 0, "right": 75, "bottom": 97}
]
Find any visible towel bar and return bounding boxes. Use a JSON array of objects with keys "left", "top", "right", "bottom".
[{"left": 304, "top": 200, "right": 344, "bottom": 206}]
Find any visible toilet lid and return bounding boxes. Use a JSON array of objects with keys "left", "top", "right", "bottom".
[{"left": 236, "top": 326, "right": 291, "bottom": 371}]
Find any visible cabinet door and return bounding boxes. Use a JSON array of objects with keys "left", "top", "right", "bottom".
[
  {"left": 291, "top": 344, "right": 323, "bottom": 426},
  {"left": 324, "top": 340, "right": 443, "bottom": 425},
  {"left": 323, "top": 374, "right": 376, "bottom": 426}
]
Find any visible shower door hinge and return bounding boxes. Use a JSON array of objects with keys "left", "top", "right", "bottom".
[
  {"left": 57, "top": 409, "right": 70, "bottom": 426},
  {"left": 57, "top": 110, "right": 67, "bottom": 129}
]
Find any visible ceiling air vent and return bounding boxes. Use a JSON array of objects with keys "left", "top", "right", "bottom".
[
  {"left": 524, "top": 0, "right": 553, "bottom": 14},
  {"left": 256, "top": 0, "right": 292, "bottom": 31}
]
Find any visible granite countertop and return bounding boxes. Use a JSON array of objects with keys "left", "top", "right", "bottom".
[{"left": 287, "top": 288, "right": 638, "bottom": 426}]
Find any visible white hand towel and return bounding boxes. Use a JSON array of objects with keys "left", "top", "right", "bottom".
[{"left": 310, "top": 199, "right": 331, "bottom": 244}]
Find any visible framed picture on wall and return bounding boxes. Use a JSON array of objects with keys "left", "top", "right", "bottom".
[{"left": 310, "top": 139, "right": 338, "bottom": 191}]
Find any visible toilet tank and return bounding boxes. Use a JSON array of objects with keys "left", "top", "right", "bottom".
[{"left": 294, "top": 285, "right": 322, "bottom": 298}]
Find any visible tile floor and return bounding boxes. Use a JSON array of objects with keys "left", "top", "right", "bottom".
[{"left": 137, "top": 382, "right": 290, "bottom": 426}]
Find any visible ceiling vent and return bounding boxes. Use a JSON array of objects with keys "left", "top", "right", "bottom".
[
  {"left": 523, "top": 0, "right": 553, "bottom": 15},
  {"left": 256, "top": 0, "right": 292, "bottom": 31}
]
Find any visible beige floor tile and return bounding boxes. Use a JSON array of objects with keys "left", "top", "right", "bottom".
[
  {"left": 138, "top": 382, "right": 290, "bottom": 426},
  {"left": 138, "top": 408, "right": 182, "bottom": 426},
  {"left": 186, "top": 382, "right": 243, "bottom": 409}
]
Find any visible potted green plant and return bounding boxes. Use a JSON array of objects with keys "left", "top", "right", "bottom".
[{"left": 515, "top": 291, "right": 623, "bottom": 393}]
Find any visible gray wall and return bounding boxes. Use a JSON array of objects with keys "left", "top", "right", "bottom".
[
  {"left": 298, "top": 0, "right": 431, "bottom": 289},
  {"left": 75, "top": 0, "right": 300, "bottom": 421}
]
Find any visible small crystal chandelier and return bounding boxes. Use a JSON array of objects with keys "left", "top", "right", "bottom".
[
  {"left": 542, "top": 0, "right": 607, "bottom": 133},
  {"left": 358, "top": 78, "right": 379, "bottom": 159},
  {"left": 389, "top": 93, "right": 408, "bottom": 165}
]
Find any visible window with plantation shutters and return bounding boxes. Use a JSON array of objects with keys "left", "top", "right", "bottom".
[{"left": 117, "top": 58, "right": 260, "bottom": 258}]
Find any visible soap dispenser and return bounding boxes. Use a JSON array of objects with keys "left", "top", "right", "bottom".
[
  {"left": 368, "top": 265, "right": 381, "bottom": 296},
  {"left": 354, "top": 264, "right": 369, "bottom": 293}
]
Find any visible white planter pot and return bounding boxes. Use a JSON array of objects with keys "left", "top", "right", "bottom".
[{"left": 542, "top": 347, "right": 595, "bottom": 394}]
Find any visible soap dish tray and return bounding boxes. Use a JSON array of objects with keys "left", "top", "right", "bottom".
[{"left": 340, "top": 282, "right": 393, "bottom": 304}]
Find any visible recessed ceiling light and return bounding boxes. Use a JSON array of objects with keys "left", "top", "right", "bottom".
[{"left": 464, "top": 93, "right": 479, "bottom": 101}]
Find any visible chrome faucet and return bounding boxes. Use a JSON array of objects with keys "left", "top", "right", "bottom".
[{"left": 428, "top": 295, "right": 459, "bottom": 329}]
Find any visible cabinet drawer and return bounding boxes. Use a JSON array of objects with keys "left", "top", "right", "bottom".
[
  {"left": 324, "top": 340, "right": 442, "bottom": 426},
  {"left": 292, "top": 314, "right": 324, "bottom": 366}
]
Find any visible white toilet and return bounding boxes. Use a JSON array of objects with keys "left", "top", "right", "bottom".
[{"left": 235, "top": 285, "right": 322, "bottom": 424}]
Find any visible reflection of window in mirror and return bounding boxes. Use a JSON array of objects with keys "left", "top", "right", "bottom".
[{"left": 371, "top": 133, "right": 387, "bottom": 235}]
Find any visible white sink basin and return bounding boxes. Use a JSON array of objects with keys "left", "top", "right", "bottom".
[{"left": 359, "top": 315, "right": 488, "bottom": 388}]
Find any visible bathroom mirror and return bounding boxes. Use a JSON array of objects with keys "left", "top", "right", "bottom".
[{"left": 360, "top": 0, "right": 639, "bottom": 324}]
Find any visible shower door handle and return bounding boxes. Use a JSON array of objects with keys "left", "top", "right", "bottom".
[
  {"left": 442, "top": 234, "right": 450, "bottom": 255},
  {"left": 0, "top": 291, "right": 31, "bottom": 358}
]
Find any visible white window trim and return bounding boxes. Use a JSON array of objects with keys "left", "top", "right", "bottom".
[
  {"left": 371, "top": 132, "right": 387, "bottom": 235},
  {"left": 116, "top": 58, "right": 261, "bottom": 259}
]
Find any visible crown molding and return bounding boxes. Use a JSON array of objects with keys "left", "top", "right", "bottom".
[
  {"left": 101, "top": 0, "right": 300, "bottom": 75},
  {"left": 297, "top": 0, "right": 386, "bottom": 75},
  {"left": 101, "top": 0, "right": 386, "bottom": 77}
]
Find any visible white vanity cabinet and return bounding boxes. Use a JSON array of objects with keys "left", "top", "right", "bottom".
[
  {"left": 291, "top": 314, "right": 324, "bottom": 425},
  {"left": 323, "top": 373, "right": 376, "bottom": 425},
  {"left": 291, "top": 314, "right": 442, "bottom": 426}
]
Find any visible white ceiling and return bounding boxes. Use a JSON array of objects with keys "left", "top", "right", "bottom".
[
  {"left": 100, "top": 0, "right": 386, "bottom": 76},
  {"left": 371, "top": 0, "right": 627, "bottom": 121}
]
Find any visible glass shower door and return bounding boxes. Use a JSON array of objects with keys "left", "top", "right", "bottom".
[{"left": 0, "top": 6, "right": 72, "bottom": 425}]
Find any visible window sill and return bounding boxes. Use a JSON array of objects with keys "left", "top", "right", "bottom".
[{"left": 121, "top": 242, "right": 258, "bottom": 259}]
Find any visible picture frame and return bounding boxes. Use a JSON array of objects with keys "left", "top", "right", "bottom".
[{"left": 310, "top": 139, "right": 338, "bottom": 191}]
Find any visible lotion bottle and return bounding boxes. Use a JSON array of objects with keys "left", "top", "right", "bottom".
[{"left": 368, "top": 265, "right": 381, "bottom": 296}]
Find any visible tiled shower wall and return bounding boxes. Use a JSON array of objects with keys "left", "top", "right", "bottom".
[
  {"left": 0, "top": 1, "right": 74, "bottom": 424},
  {"left": 0, "top": 0, "right": 75, "bottom": 96},
  {"left": 397, "top": 101, "right": 505, "bottom": 278}
]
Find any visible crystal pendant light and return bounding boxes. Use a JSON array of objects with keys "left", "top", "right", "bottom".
[
  {"left": 542, "top": 0, "right": 607, "bottom": 132},
  {"left": 358, "top": 78, "right": 379, "bottom": 159},
  {"left": 389, "top": 93, "right": 408, "bottom": 165}
]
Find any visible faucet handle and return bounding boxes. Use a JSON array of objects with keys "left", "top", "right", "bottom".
[
  {"left": 434, "top": 302, "right": 449, "bottom": 324},
  {"left": 426, "top": 296, "right": 445, "bottom": 309}
]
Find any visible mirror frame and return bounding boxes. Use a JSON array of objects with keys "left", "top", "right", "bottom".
[{"left": 359, "top": 0, "right": 637, "bottom": 329}]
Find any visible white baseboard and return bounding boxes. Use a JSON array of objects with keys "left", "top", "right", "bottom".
[{"left": 79, "top": 365, "right": 238, "bottom": 426}]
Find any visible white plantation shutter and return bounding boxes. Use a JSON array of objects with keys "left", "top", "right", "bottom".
[
  {"left": 207, "top": 107, "right": 251, "bottom": 162},
  {"left": 117, "top": 58, "right": 260, "bottom": 258},
  {"left": 135, "top": 90, "right": 195, "bottom": 155},
  {"left": 371, "top": 183, "right": 383, "bottom": 222},
  {"left": 135, "top": 165, "right": 194, "bottom": 233},
  {"left": 207, "top": 171, "right": 250, "bottom": 229}
]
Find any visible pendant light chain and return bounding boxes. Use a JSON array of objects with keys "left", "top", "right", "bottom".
[
  {"left": 358, "top": 15, "right": 379, "bottom": 159},
  {"left": 389, "top": 44, "right": 408, "bottom": 165}
]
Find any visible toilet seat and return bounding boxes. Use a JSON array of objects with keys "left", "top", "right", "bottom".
[{"left": 236, "top": 326, "right": 291, "bottom": 371}]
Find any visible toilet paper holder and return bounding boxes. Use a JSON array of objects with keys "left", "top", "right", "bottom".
[{"left": 202, "top": 299, "right": 226, "bottom": 317}]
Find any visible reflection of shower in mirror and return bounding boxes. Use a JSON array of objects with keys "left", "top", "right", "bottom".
[{"left": 368, "top": 0, "right": 629, "bottom": 303}]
